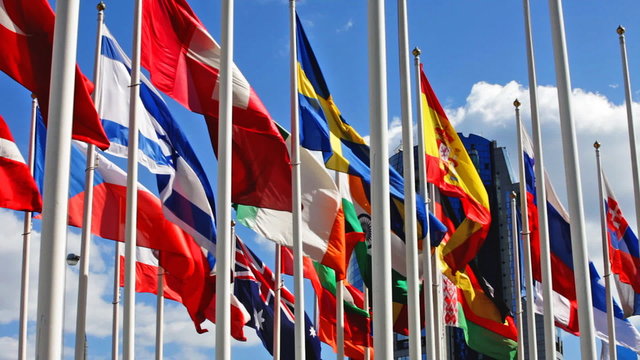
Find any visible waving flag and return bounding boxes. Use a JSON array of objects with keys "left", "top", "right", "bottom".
[
  {"left": 141, "top": 0, "right": 291, "bottom": 211},
  {"left": 603, "top": 174, "right": 640, "bottom": 317},
  {"left": 419, "top": 65, "right": 491, "bottom": 271},
  {"left": 98, "top": 26, "right": 216, "bottom": 260},
  {"left": 0, "top": 115, "right": 41, "bottom": 212},
  {"left": 0, "top": 0, "right": 109, "bottom": 149},
  {"left": 234, "top": 237, "right": 322, "bottom": 359}
]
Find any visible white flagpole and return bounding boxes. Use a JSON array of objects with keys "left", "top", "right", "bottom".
[
  {"left": 413, "top": 48, "right": 437, "bottom": 360},
  {"left": 396, "top": 1, "right": 421, "bottom": 358},
  {"left": 155, "top": 266, "right": 164, "bottom": 360},
  {"left": 363, "top": 286, "right": 371, "bottom": 360},
  {"left": 18, "top": 94, "right": 38, "bottom": 360},
  {"left": 215, "top": 0, "right": 234, "bottom": 358},
  {"left": 515, "top": 100, "right": 538, "bottom": 360},
  {"left": 522, "top": 2, "right": 556, "bottom": 358},
  {"left": 289, "top": 2, "right": 306, "bottom": 359},
  {"left": 547, "top": 1, "right": 596, "bottom": 356},
  {"left": 510, "top": 192, "right": 525, "bottom": 360},
  {"left": 594, "top": 142, "right": 617, "bottom": 360},
  {"left": 429, "top": 183, "right": 445, "bottom": 359},
  {"left": 35, "top": 0, "right": 82, "bottom": 356},
  {"left": 112, "top": 243, "right": 122, "bottom": 360},
  {"left": 273, "top": 244, "right": 282, "bottom": 360},
  {"left": 336, "top": 280, "right": 345, "bottom": 360},
  {"left": 616, "top": 26, "right": 640, "bottom": 234},
  {"left": 369, "top": 1, "right": 393, "bottom": 357},
  {"left": 74, "top": 4, "right": 106, "bottom": 358},
  {"left": 123, "top": 0, "right": 143, "bottom": 356}
]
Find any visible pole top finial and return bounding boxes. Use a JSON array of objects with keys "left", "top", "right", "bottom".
[
  {"left": 97, "top": 1, "right": 106, "bottom": 11},
  {"left": 510, "top": 191, "right": 517, "bottom": 200},
  {"left": 513, "top": 99, "right": 521, "bottom": 108},
  {"left": 594, "top": 141, "right": 601, "bottom": 149},
  {"left": 412, "top": 47, "right": 421, "bottom": 57},
  {"left": 617, "top": 25, "right": 625, "bottom": 35},
  {"left": 31, "top": 93, "right": 37, "bottom": 100}
]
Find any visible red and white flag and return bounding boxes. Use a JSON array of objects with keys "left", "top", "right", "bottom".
[
  {"left": 0, "top": 115, "right": 41, "bottom": 212},
  {"left": 141, "top": 0, "right": 291, "bottom": 211},
  {"left": 0, "top": 0, "right": 109, "bottom": 149}
]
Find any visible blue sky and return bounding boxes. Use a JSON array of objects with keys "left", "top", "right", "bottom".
[{"left": 1, "top": 0, "right": 640, "bottom": 359}]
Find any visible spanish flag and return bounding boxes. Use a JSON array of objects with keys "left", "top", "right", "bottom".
[{"left": 420, "top": 64, "right": 491, "bottom": 271}]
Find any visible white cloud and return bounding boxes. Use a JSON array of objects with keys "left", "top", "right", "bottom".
[{"left": 336, "top": 19, "right": 354, "bottom": 33}]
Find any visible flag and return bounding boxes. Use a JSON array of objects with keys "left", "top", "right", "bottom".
[
  {"left": 0, "top": 115, "right": 41, "bottom": 212},
  {"left": 234, "top": 237, "right": 322, "bottom": 359},
  {"left": 118, "top": 244, "right": 250, "bottom": 339},
  {"left": 281, "top": 246, "right": 372, "bottom": 359},
  {"left": 235, "top": 134, "right": 361, "bottom": 280},
  {"left": 98, "top": 26, "right": 216, "bottom": 260},
  {"left": 419, "top": 64, "right": 491, "bottom": 271},
  {"left": 141, "top": 0, "right": 291, "bottom": 211},
  {"left": 603, "top": 174, "right": 640, "bottom": 317},
  {"left": 0, "top": 0, "right": 109, "bottom": 149}
]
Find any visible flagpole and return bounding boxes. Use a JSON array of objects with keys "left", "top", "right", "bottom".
[
  {"left": 510, "top": 192, "right": 525, "bottom": 360},
  {"left": 369, "top": 1, "right": 393, "bottom": 357},
  {"left": 215, "top": 0, "right": 235, "bottom": 358},
  {"left": 112, "top": 243, "right": 121, "bottom": 360},
  {"left": 289, "top": 1, "right": 306, "bottom": 359},
  {"left": 522, "top": 1, "right": 556, "bottom": 358},
  {"left": 594, "top": 142, "right": 617, "bottom": 360},
  {"left": 430, "top": 182, "right": 445, "bottom": 359},
  {"left": 396, "top": 1, "right": 421, "bottom": 358},
  {"left": 336, "top": 280, "right": 345, "bottom": 360},
  {"left": 515, "top": 100, "right": 538, "bottom": 360},
  {"left": 616, "top": 26, "right": 640, "bottom": 235},
  {"left": 155, "top": 266, "right": 164, "bottom": 360},
  {"left": 74, "top": 4, "right": 106, "bottom": 358},
  {"left": 547, "top": 1, "right": 596, "bottom": 356},
  {"left": 273, "top": 244, "right": 282, "bottom": 360},
  {"left": 18, "top": 94, "right": 38, "bottom": 360},
  {"left": 413, "top": 47, "right": 437, "bottom": 360},
  {"left": 35, "top": 0, "right": 83, "bottom": 356},
  {"left": 123, "top": 0, "right": 143, "bottom": 356},
  {"left": 363, "top": 286, "right": 371, "bottom": 360}
]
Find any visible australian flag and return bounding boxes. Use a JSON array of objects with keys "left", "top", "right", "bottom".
[{"left": 234, "top": 237, "right": 321, "bottom": 359}]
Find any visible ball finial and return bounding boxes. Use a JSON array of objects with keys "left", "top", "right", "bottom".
[
  {"left": 594, "top": 141, "right": 601, "bottom": 149},
  {"left": 412, "top": 47, "right": 421, "bottom": 57},
  {"left": 97, "top": 1, "right": 106, "bottom": 11},
  {"left": 510, "top": 191, "right": 517, "bottom": 200},
  {"left": 513, "top": 99, "right": 521, "bottom": 108},
  {"left": 617, "top": 25, "right": 625, "bottom": 35},
  {"left": 31, "top": 93, "right": 37, "bottom": 100}
]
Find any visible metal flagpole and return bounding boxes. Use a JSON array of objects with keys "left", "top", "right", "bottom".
[
  {"left": 215, "top": 0, "right": 235, "bottom": 358},
  {"left": 273, "top": 244, "right": 282, "bottom": 360},
  {"left": 123, "top": 0, "right": 143, "bottom": 356},
  {"left": 155, "top": 267, "right": 164, "bottom": 360},
  {"left": 75, "top": 4, "right": 106, "bottom": 358},
  {"left": 547, "top": 1, "right": 596, "bottom": 356},
  {"left": 510, "top": 192, "right": 525, "bottom": 360},
  {"left": 112, "top": 243, "right": 122, "bottom": 360},
  {"left": 429, "top": 182, "right": 445, "bottom": 359},
  {"left": 413, "top": 48, "right": 437, "bottom": 360},
  {"left": 396, "top": 1, "right": 421, "bottom": 358},
  {"left": 18, "top": 94, "right": 38, "bottom": 360},
  {"left": 369, "top": 1, "right": 393, "bottom": 357},
  {"left": 35, "top": 0, "right": 82, "bottom": 356},
  {"left": 515, "top": 100, "right": 538, "bottom": 360},
  {"left": 363, "top": 286, "right": 371, "bottom": 360},
  {"left": 336, "top": 280, "right": 345, "bottom": 360},
  {"left": 594, "top": 142, "right": 617, "bottom": 360},
  {"left": 522, "top": 2, "right": 556, "bottom": 358},
  {"left": 289, "top": 1, "right": 306, "bottom": 359},
  {"left": 616, "top": 26, "right": 640, "bottom": 234}
]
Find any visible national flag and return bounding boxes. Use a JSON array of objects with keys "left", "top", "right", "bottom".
[
  {"left": 0, "top": 115, "right": 41, "bottom": 212},
  {"left": 234, "top": 237, "right": 322, "bottom": 359},
  {"left": 118, "top": 244, "right": 250, "bottom": 339},
  {"left": 141, "top": 0, "right": 291, "bottom": 212},
  {"left": 0, "top": 0, "right": 109, "bottom": 149},
  {"left": 98, "top": 26, "right": 217, "bottom": 261},
  {"left": 603, "top": 174, "right": 640, "bottom": 317},
  {"left": 419, "top": 64, "right": 491, "bottom": 271}
]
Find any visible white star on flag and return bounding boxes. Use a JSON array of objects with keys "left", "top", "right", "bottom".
[
  {"left": 254, "top": 309, "right": 265, "bottom": 330},
  {"left": 309, "top": 326, "right": 316, "bottom": 338}
]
